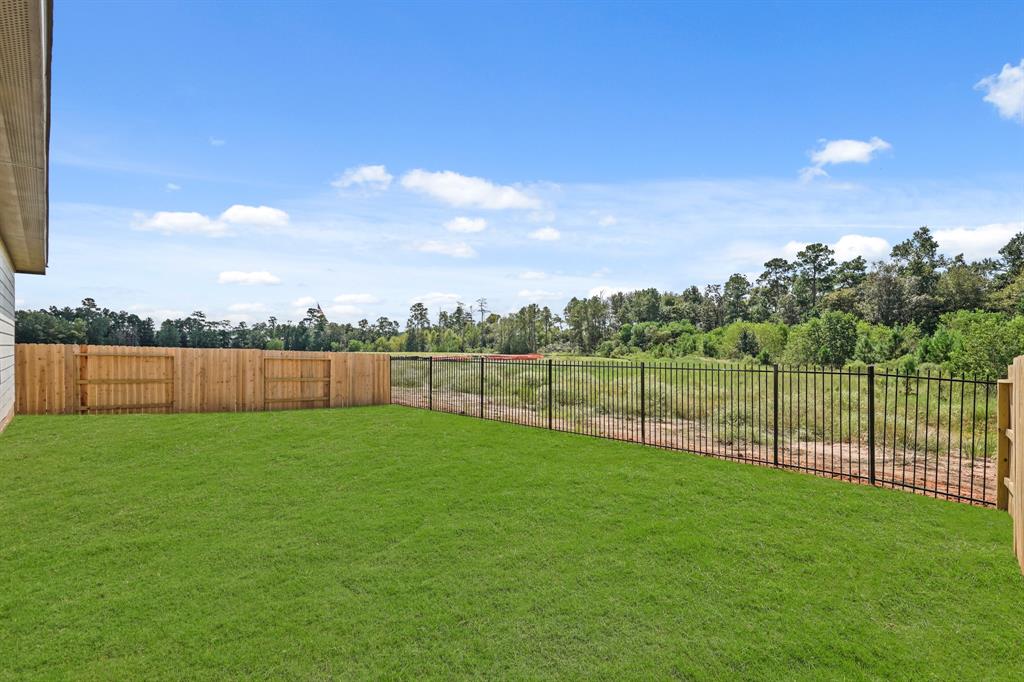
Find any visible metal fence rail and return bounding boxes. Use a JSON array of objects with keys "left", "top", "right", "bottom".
[{"left": 390, "top": 356, "right": 1000, "bottom": 506}]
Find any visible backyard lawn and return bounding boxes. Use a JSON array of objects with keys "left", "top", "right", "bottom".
[{"left": 2, "top": 406, "right": 1023, "bottom": 679}]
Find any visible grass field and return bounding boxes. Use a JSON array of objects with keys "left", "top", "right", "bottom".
[{"left": 2, "top": 406, "right": 1023, "bottom": 679}]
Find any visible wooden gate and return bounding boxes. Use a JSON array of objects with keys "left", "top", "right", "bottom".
[
  {"left": 77, "top": 350, "right": 175, "bottom": 413},
  {"left": 1000, "top": 357, "right": 1024, "bottom": 572},
  {"left": 263, "top": 357, "right": 331, "bottom": 410}
]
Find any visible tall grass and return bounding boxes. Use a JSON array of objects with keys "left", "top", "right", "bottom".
[{"left": 392, "top": 358, "right": 999, "bottom": 465}]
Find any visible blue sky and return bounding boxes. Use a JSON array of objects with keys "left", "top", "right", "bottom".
[{"left": 18, "top": 0, "right": 1024, "bottom": 324}]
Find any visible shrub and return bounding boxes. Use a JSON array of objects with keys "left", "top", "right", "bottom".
[
  {"left": 927, "top": 310, "right": 1024, "bottom": 377},
  {"left": 783, "top": 312, "right": 857, "bottom": 367},
  {"left": 736, "top": 330, "right": 760, "bottom": 357}
]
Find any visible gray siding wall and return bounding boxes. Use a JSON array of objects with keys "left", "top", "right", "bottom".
[{"left": 0, "top": 241, "right": 14, "bottom": 423}]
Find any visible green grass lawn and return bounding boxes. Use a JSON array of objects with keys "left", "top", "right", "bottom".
[{"left": 2, "top": 406, "right": 1022, "bottom": 679}]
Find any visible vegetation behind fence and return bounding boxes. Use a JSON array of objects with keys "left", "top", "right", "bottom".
[
  {"left": 392, "top": 356, "right": 1002, "bottom": 506},
  {"left": 15, "top": 344, "right": 390, "bottom": 416}
]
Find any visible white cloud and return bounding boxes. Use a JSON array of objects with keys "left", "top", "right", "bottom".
[
  {"left": 798, "top": 166, "right": 829, "bottom": 183},
  {"left": 219, "top": 204, "right": 289, "bottom": 227},
  {"left": 135, "top": 204, "right": 289, "bottom": 236},
  {"left": 292, "top": 296, "right": 317, "bottom": 307},
  {"left": 135, "top": 211, "right": 227, "bottom": 236},
  {"left": 801, "top": 137, "right": 892, "bottom": 182},
  {"left": 15, "top": 297, "right": 25, "bottom": 306},
  {"left": 517, "top": 289, "right": 562, "bottom": 300},
  {"left": 228, "top": 302, "right": 266, "bottom": 313},
  {"left": 334, "top": 293, "right": 380, "bottom": 304},
  {"left": 444, "top": 216, "right": 488, "bottom": 233},
  {"left": 165, "top": 182, "right": 181, "bottom": 192},
  {"left": 417, "top": 240, "right": 477, "bottom": 258},
  {"left": 332, "top": 164, "right": 393, "bottom": 190},
  {"left": 589, "top": 285, "right": 618, "bottom": 298},
  {"left": 598, "top": 214, "right": 617, "bottom": 227},
  {"left": 781, "top": 234, "right": 891, "bottom": 262},
  {"left": 831, "top": 234, "right": 891, "bottom": 261},
  {"left": 209, "top": 137, "right": 226, "bottom": 147},
  {"left": 975, "top": 60, "right": 1024, "bottom": 123},
  {"left": 934, "top": 222, "right": 1023, "bottom": 261},
  {"left": 810, "top": 137, "right": 892, "bottom": 166},
  {"left": 217, "top": 270, "right": 281, "bottom": 285},
  {"left": 410, "top": 292, "right": 461, "bottom": 309},
  {"left": 519, "top": 270, "right": 547, "bottom": 280},
  {"left": 401, "top": 169, "right": 540, "bottom": 209},
  {"left": 528, "top": 227, "right": 560, "bottom": 241}
]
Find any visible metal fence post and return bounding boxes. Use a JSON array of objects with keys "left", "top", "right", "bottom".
[
  {"left": 867, "top": 364, "right": 876, "bottom": 485},
  {"left": 640, "top": 362, "right": 646, "bottom": 445},
  {"left": 479, "top": 356, "right": 485, "bottom": 418},
  {"left": 428, "top": 357, "right": 433, "bottom": 411},
  {"left": 772, "top": 364, "right": 779, "bottom": 466},
  {"left": 547, "top": 359, "right": 553, "bottom": 429}
]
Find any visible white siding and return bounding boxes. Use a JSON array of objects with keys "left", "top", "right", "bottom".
[{"left": 0, "top": 240, "right": 14, "bottom": 424}]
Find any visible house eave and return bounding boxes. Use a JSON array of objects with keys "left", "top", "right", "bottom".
[{"left": 0, "top": 0, "right": 52, "bottom": 275}]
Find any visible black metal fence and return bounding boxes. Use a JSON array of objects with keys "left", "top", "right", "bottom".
[{"left": 391, "top": 356, "right": 999, "bottom": 506}]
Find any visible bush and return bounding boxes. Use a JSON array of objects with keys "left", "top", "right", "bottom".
[
  {"left": 936, "top": 310, "right": 1024, "bottom": 377},
  {"left": 893, "top": 354, "right": 918, "bottom": 375},
  {"left": 715, "top": 321, "right": 787, "bottom": 362},
  {"left": 736, "top": 330, "right": 760, "bottom": 357},
  {"left": 783, "top": 312, "right": 857, "bottom": 367}
]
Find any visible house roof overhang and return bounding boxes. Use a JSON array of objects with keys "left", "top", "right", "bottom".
[{"left": 0, "top": 0, "right": 51, "bottom": 275}]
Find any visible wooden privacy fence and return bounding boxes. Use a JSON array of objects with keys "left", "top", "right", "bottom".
[
  {"left": 15, "top": 344, "right": 390, "bottom": 416},
  {"left": 1000, "top": 356, "right": 1024, "bottom": 573}
]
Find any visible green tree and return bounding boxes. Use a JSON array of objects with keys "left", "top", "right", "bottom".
[
  {"left": 937, "top": 255, "right": 989, "bottom": 314},
  {"left": 736, "top": 329, "right": 760, "bottom": 357},
  {"left": 998, "top": 231, "right": 1024, "bottom": 282},
  {"left": 722, "top": 274, "right": 751, "bottom": 324},
  {"left": 935, "top": 310, "right": 1024, "bottom": 377},
  {"left": 890, "top": 226, "right": 946, "bottom": 330},
  {"left": 154, "top": 320, "right": 182, "bottom": 347},
  {"left": 859, "top": 262, "right": 908, "bottom": 326},
  {"left": 756, "top": 258, "right": 793, "bottom": 318},
  {"left": 697, "top": 285, "right": 723, "bottom": 331},
  {"left": 833, "top": 256, "right": 867, "bottom": 289},
  {"left": 783, "top": 311, "right": 857, "bottom": 367},
  {"left": 14, "top": 310, "right": 86, "bottom": 343},
  {"left": 564, "top": 296, "right": 609, "bottom": 354},
  {"left": 794, "top": 243, "right": 836, "bottom": 310}
]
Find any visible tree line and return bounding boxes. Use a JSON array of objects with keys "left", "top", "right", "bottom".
[{"left": 15, "top": 226, "right": 1024, "bottom": 376}]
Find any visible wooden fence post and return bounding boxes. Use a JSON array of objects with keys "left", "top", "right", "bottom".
[
  {"left": 63, "top": 344, "right": 76, "bottom": 414},
  {"left": 998, "top": 378, "right": 1012, "bottom": 511},
  {"left": 1007, "top": 357, "right": 1023, "bottom": 572}
]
